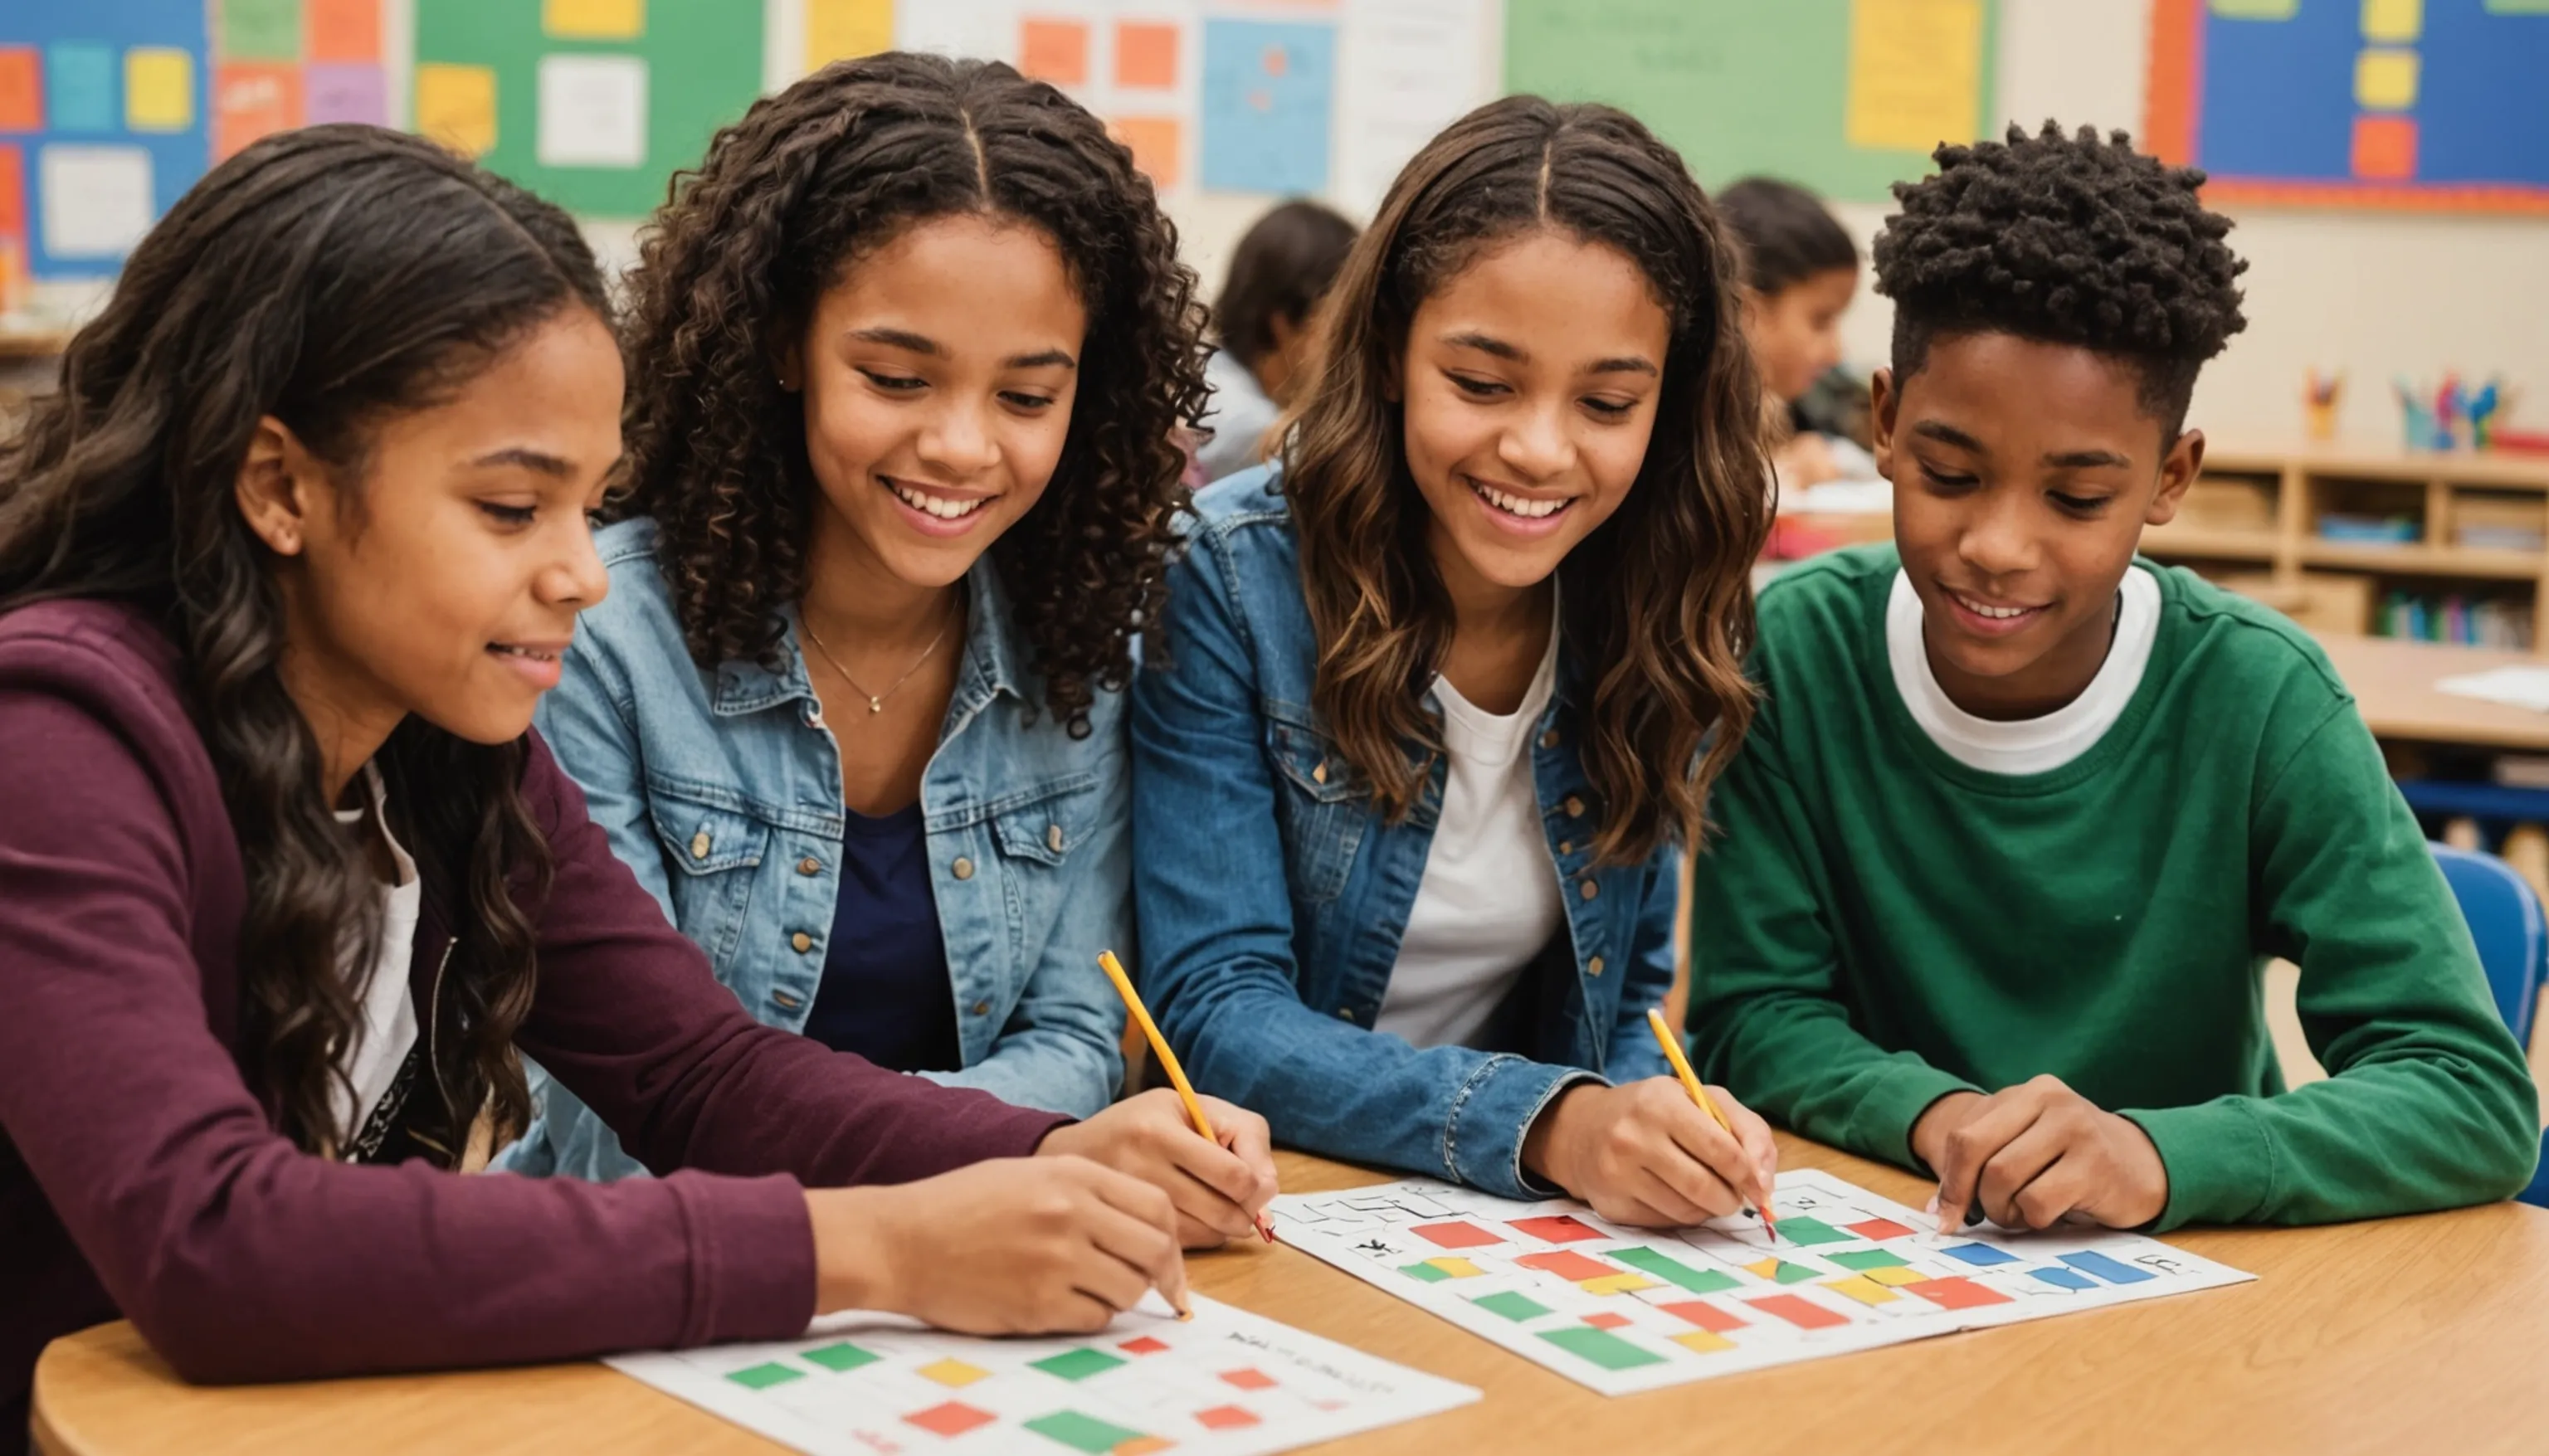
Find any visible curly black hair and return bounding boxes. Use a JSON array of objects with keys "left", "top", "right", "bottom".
[
  {"left": 612, "top": 51, "right": 1209, "bottom": 737},
  {"left": 1872, "top": 121, "right": 2248, "bottom": 433}
]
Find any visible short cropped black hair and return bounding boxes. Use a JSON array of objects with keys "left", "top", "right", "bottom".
[
  {"left": 1717, "top": 177, "right": 1858, "bottom": 296},
  {"left": 1212, "top": 199, "right": 1358, "bottom": 372},
  {"left": 1872, "top": 121, "right": 2248, "bottom": 434}
]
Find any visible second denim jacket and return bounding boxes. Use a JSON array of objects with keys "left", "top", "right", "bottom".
[
  {"left": 498, "top": 518, "right": 1128, "bottom": 1181},
  {"left": 1130, "top": 468, "right": 1678, "bottom": 1199}
]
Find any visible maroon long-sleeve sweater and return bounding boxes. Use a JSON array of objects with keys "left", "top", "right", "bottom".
[{"left": 0, "top": 599, "right": 1070, "bottom": 1431}]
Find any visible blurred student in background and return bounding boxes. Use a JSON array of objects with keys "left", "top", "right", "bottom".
[
  {"left": 1196, "top": 200, "right": 1358, "bottom": 481},
  {"left": 1717, "top": 177, "right": 1870, "bottom": 491}
]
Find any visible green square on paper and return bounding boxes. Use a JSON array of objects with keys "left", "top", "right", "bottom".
[
  {"left": 1608, "top": 1245, "right": 1742, "bottom": 1293},
  {"left": 1827, "top": 1247, "right": 1912, "bottom": 1271},
  {"left": 222, "top": 0, "right": 304, "bottom": 60},
  {"left": 724, "top": 1361, "right": 803, "bottom": 1390},
  {"left": 1538, "top": 1324, "right": 1667, "bottom": 1371},
  {"left": 802, "top": 1342, "right": 881, "bottom": 1373},
  {"left": 1023, "top": 1410, "right": 1151, "bottom": 1454},
  {"left": 1401, "top": 1260, "right": 1453, "bottom": 1283},
  {"left": 1030, "top": 1347, "right": 1128, "bottom": 1381},
  {"left": 1470, "top": 1290, "right": 1553, "bottom": 1322}
]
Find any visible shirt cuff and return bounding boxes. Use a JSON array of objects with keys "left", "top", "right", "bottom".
[
  {"left": 663, "top": 1171, "right": 821, "bottom": 1346},
  {"left": 1449, "top": 1056, "right": 1605, "bottom": 1200},
  {"left": 1846, "top": 1059, "right": 1985, "bottom": 1172},
  {"left": 2120, "top": 1098, "right": 2273, "bottom": 1232}
]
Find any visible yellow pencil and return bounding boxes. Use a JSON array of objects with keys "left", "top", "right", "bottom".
[
  {"left": 1646, "top": 1007, "right": 1777, "bottom": 1241},
  {"left": 1099, "top": 951, "right": 1276, "bottom": 1245}
]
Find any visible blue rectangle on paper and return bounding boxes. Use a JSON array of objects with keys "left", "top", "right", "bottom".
[
  {"left": 2059, "top": 1251, "right": 2156, "bottom": 1284},
  {"left": 1199, "top": 17, "right": 1333, "bottom": 195},
  {"left": 44, "top": 43, "right": 115, "bottom": 133},
  {"left": 1939, "top": 1242, "right": 2019, "bottom": 1269},
  {"left": 2031, "top": 1266, "right": 2098, "bottom": 1291}
]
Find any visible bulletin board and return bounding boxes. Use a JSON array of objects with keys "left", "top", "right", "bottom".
[
  {"left": 0, "top": 0, "right": 209, "bottom": 280},
  {"left": 2144, "top": 0, "right": 2549, "bottom": 214},
  {"left": 1502, "top": 0, "right": 2000, "bottom": 202},
  {"left": 412, "top": 0, "right": 763, "bottom": 218}
]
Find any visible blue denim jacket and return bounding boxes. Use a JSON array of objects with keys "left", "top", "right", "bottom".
[
  {"left": 1130, "top": 468, "right": 1677, "bottom": 1200},
  {"left": 497, "top": 518, "right": 1128, "bottom": 1181}
]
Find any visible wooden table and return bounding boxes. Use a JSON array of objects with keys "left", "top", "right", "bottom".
[
  {"left": 2311, "top": 631, "right": 2549, "bottom": 752},
  {"left": 34, "top": 1139, "right": 2549, "bottom": 1456}
]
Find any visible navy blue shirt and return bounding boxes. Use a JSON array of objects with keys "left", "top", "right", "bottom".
[{"left": 802, "top": 802, "right": 961, "bottom": 1072}]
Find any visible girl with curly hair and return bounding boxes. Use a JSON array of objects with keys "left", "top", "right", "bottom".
[
  {"left": 500, "top": 52, "right": 1274, "bottom": 1248},
  {"left": 0, "top": 125, "right": 1242, "bottom": 1419},
  {"left": 1133, "top": 96, "right": 1782, "bottom": 1225}
]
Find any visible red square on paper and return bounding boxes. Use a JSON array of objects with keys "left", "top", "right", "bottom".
[
  {"left": 1746, "top": 1294, "right": 1849, "bottom": 1331},
  {"left": 1221, "top": 1367, "right": 1277, "bottom": 1390},
  {"left": 1197, "top": 1405, "right": 1261, "bottom": 1430},
  {"left": 0, "top": 49, "right": 41, "bottom": 133},
  {"left": 1843, "top": 1217, "right": 1915, "bottom": 1240},
  {"left": 1115, "top": 21, "right": 1178, "bottom": 88},
  {"left": 1119, "top": 1335, "right": 1169, "bottom": 1355},
  {"left": 1582, "top": 1311, "right": 1632, "bottom": 1330},
  {"left": 1508, "top": 1215, "right": 1606, "bottom": 1243},
  {"left": 306, "top": 0, "right": 383, "bottom": 61},
  {"left": 1906, "top": 1276, "right": 2012, "bottom": 1310},
  {"left": 1659, "top": 1298, "right": 1746, "bottom": 1333},
  {"left": 1411, "top": 1220, "right": 1500, "bottom": 1249},
  {"left": 2352, "top": 115, "right": 2416, "bottom": 181},
  {"left": 1019, "top": 18, "right": 1090, "bottom": 85},
  {"left": 1515, "top": 1249, "right": 1617, "bottom": 1282},
  {"left": 904, "top": 1401, "right": 997, "bottom": 1437}
]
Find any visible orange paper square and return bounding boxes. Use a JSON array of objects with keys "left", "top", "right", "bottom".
[
  {"left": 0, "top": 49, "right": 41, "bottom": 132},
  {"left": 2351, "top": 114, "right": 2416, "bottom": 180},
  {"left": 1114, "top": 21, "right": 1178, "bottom": 89},
  {"left": 0, "top": 144, "right": 24, "bottom": 241},
  {"left": 1111, "top": 115, "right": 1182, "bottom": 189},
  {"left": 306, "top": 0, "right": 383, "bottom": 62},
  {"left": 1019, "top": 18, "right": 1090, "bottom": 86},
  {"left": 214, "top": 62, "right": 303, "bottom": 162}
]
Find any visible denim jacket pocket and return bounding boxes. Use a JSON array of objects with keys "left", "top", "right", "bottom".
[
  {"left": 1265, "top": 713, "right": 1364, "bottom": 904},
  {"left": 988, "top": 772, "right": 1103, "bottom": 868},
  {"left": 643, "top": 778, "right": 771, "bottom": 971}
]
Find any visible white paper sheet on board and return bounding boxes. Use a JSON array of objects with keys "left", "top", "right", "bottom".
[
  {"left": 897, "top": 0, "right": 1022, "bottom": 66},
  {"left": 38, "top": 144, "right": 157, "bottom": 261},
  {"left": 536, "top": 54, "right": 649, "bottom": 168},
  {"left": 1336, "top": 0, "right": 1490, "bottom": 217}
]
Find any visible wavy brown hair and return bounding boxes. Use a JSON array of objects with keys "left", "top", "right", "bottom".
[
  {"left": 612, "top": 52, "right": 1206, "bottom": 736},
  {"left": 1280, "top": 96, "right": 1773, "bottom": 865},
  {"left": 0, "top": 126, "right": 604, "bottom": 1157}
]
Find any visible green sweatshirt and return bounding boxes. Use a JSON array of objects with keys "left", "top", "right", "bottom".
[{"left": 1689, "top": 545, "right": 2538, "bottom": 1230}]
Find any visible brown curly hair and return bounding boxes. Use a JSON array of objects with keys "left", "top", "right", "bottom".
[
  {"left": 1281, "top": 96, "right": 1774, "bottom": 866},
  {"left": 612, "top": 52, "right": 1207, "bottom": 735}
]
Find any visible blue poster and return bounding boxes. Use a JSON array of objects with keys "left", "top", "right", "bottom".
[
  {"left": 0, "top": 0, "right": 208, "bottom": 279},
  {"left": 1199, "top": 17, "right": 1334, "bottom": 196}
]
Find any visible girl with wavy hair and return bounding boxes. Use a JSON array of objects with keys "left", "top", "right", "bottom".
[
  {"left": 0, "top": 125, "right": 1264, "bottom": 1419},
  {"left": 499, "top": 53, "right": 1273, "bottom": 1248},
  {"left": 1133, "top": 96, "right": 1781, "bottom": 1221}
]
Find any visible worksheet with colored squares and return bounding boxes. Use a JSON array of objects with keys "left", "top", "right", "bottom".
[
  {"left": 607, "top": 1293, "right": 1478, "bottom": 1456},
  {"left": 1266, "top": 1171, "right": 2253, "bottom": 1396}
]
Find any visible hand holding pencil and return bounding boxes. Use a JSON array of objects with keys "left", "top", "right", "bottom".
[{"left": 1516, "top": 1010, "right": 1781, "bottom": 1230}]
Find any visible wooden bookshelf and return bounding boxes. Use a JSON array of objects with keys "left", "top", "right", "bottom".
[{"left": 2146, "top": 442, "right": 2549, "bottom": 645}]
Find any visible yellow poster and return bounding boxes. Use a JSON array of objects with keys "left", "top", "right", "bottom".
[
  {"left": 807, "top": 0, "right": 894, "bottom": 70},
  {"left": 1844, "top": 0, "right": 1985, "bottom": 153},
  {"left": 543, "top": 0, "right": 646, "bottom": 42},
  {"left": 124, "top": 47, "right": 195, "bottom": 132},
  {"left": 416, "top": 63, "right": 499, "bottom": 159}
]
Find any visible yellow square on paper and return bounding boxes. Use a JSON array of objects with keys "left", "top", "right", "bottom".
[
  {"left": 1671, "top": 1329, "right": 1737, "bottom": 1354},
  {"left": 2361, "top": 0, "right": 2422, "bottom": 42},
  {"left": 544, "top": 0, "right": 645, "bottom": 41},
  {"left": 2354, "top": 48, "right": 2419, "bottom": 110},
  {"left": 1581, "top": 1273, "right": 1660, "bottom": 1296},
  {"left": 917, "top": 1357, "right": 989, "bottom": 1387},
  {"left": 1865, "top": 1265, "right": 1932, "bottom": 1287},
  {"left": 124, "top": 48, "right": 193, "bottom": 132},
  {"left": 416, "top": 64, "right": 498, "bottom": 158},
  {"left": 1823, "top": 1274, "right": 1899, "bottom": 1307},
  {"left": 1424, "top": 1257, "right": 1484, "bottom": 1278},
  {"left": 807, "top": 0, "right": 894, "bottom": 68}
]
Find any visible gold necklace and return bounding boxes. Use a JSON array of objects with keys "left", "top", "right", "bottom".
[{"left": 801, "top": 606, "right": 955, "bottom": 714}]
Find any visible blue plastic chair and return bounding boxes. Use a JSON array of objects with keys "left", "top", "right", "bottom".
[{"left": 2430, "top": 844, "right": 2549, "bottom": 1207}]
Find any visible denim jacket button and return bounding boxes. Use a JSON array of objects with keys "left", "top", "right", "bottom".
[
  {"left": 772, "top": 991, "right": 802, "bottom": 1010},
  {"left": 1557, "top": 840, "right": 1573, "bottom": 857},
  {"left": 791, "top": 931, "right": 813, "bottom": 953},
  {"left": 689, "top": 830, "right": 711, "bottom": 860},
  {"left": 1564, "top": 795, "right": 1586, "bottom": 819},
  {"left": 1312, "top": 760, "right": 1328, "bottom": 785},
  {"left": 1578, "top": 879, "right": 1598, "bottom": 901},
  {"left": 1587, "top": 955, "right": 1606, "bottom": 976},
  {"left": 1046, "top": 823, "right": 1065, "bottom": 852},
  {"left": 1336, "top": 1006, "right": 1354, "bottom": 1020},
  {"left": 797, "top": 857, "right": 821, "bottom": 875},
  {"left": 972, "top": 1000, "right": 992, "bottom": 1015},
  {"left": 1540, "top": 729, "right": 1560, "bottom": 749},
  {"left": 953, "top": 856, "right": 976, "bottom": 880}
]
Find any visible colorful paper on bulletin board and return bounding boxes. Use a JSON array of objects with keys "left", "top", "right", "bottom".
[
  {"left": 414, "top": 0, "right": 763, "bottom": 217},
  {"left": 208, "top": 2, "right": 392, "bottom": 161},
  {"left": 1503, "top": 0, "right": 1998, "bottom": 201},
  {"left": 1, "top": 0, "right": 209, "bottom": 279},
  {"left": 1199, "top": 17, "right": 1334, "bottom": 195},
  {"left": 807, "top": 0, "right": 894, "bottom": 71},
  {"left": 2144, "top": 0, "right": 2549, "bottom": 214}
]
